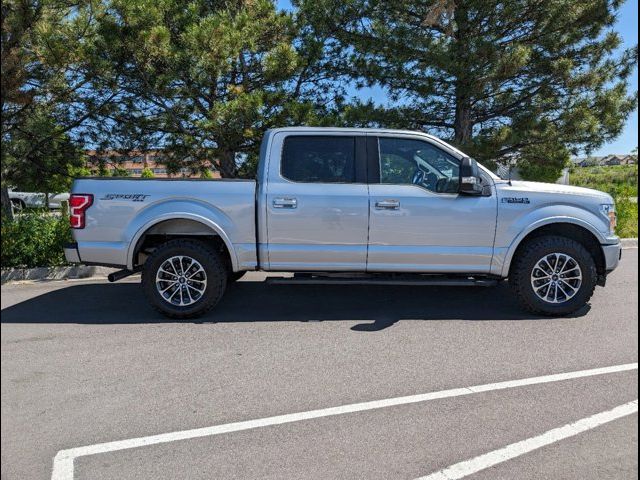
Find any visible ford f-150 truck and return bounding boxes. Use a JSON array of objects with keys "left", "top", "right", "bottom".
[{"left": 64, "top": 127, "right": 622, "bottom": 318}]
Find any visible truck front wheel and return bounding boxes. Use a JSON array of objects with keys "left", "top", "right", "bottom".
[
  {"left": 509, "top": 235, "right": 597, "bottom": 316},
  {"left": 142, "top": 239, "right": 227, "bottom": 319}
]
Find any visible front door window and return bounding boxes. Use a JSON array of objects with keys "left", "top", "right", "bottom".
[{"left": 379, "top": 137, "right": 460, "bottom": 193}]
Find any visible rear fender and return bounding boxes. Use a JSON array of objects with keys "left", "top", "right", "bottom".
[{"left": 125, "top": 200, "right": 238, "bottom": 271}]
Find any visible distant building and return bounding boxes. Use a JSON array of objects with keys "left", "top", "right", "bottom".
[
  {"left": 570, "top": 157, "right": 595, "bottom": 167},
  {"left": 602, "top": 154, "right": 623, "bottom": 166},
  {"left": 85, "top": 150, "right": 221, "bottom": 178},
  {"left": 570, "top": 154, "right": 637, "bottom": 167},
  {"left": 620, "top": 154, "right": 638, "bottom": 165}
]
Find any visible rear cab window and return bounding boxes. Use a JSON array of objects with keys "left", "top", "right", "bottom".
[{"left": 281, "top": 136, "right": 356, "bottom": 183}]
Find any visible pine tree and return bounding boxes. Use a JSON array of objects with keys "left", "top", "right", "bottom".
[
  {"left": 96, "top": 0, "right": 341, "bottom": 177},
  {"left": 301, "top": 0, "right": 638, "bottom": 181},
  {"left": 1, "top": 0, "right": 114, "bottom": 216}
]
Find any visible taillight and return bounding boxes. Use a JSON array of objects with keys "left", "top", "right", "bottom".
[{"left": 69, "top": 194, "right": 93, "bottom": 229}]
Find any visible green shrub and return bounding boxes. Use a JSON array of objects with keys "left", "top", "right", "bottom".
[
  {"left": 569, "top": 165, "right": 638, "bottom": 237},
  {"left": 570, "top": 165, "right": 638, "bottom": 197},
  {"left": 140, "top": 167, "right": 155, "bottom": 178},
  {"left": 613, "top": 186, "right": 638, "bottom": 238},
  {"left": 1, "top": 210, "right": 71, "bottom": 268}
]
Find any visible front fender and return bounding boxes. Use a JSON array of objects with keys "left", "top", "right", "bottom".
[
  {"left": 494, "top": 204, "right": 609, "bottom": 278},
  {"left": 124, "top": 199, "right": 238, "bottom": 271}
]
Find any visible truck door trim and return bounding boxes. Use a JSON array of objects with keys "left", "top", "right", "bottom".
[{"left": 366, "top": 136, "right": 380, "bottom": 184}]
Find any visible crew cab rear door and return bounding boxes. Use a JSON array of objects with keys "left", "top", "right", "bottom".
[
  {"left": 263, "top": 132, "right": 369, "bottom": 271},
  {"left": 367, "top": 134, "right": 498, "bottom": 273}
]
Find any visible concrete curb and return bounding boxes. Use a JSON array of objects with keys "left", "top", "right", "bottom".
[
  {"left": 1, "top": 266, "right": 117, "bottom": 284},
  {"left": 2, "top": 238, "right": 637, "bottom": 285}
]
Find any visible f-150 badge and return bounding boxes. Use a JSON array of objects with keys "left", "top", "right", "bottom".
[{"left": 501, "top": 197, "right": 530, "bottom": 204}]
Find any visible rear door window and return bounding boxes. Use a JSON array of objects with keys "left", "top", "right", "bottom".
[{"left": 281, "top": 136, "right": 356, "bottom": 183}]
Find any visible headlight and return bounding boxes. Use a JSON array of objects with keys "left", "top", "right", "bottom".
[{"left": 600, "top": 204, "right": 617, "bottom": 234}]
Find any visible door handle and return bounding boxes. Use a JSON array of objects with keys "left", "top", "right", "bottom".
[
  {"left": 272, "top": 197, "right": 298, "bottom": 209},
  {"left": 375, "top": 200, "right": 400, "bottom": 210}
]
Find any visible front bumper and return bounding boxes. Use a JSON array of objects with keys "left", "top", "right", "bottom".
[
  {"left": 602, "top": 241, "right": 622, "bottom": 272},
  {"left": 64, "top": 242, "right": 81, "bottom": 263}
]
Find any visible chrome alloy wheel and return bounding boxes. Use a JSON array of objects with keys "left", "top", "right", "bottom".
[
  {"left": 530, "top": 252, "right": 582, "bottom": 304},
  {"left": 155, "top": 255, "right": 207, "bottom": 306}
]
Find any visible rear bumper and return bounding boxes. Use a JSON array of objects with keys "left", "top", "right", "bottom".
[
  {"left": 602, "top": 241, "right": 622, "bottom": 272},
  {"left": 64, "top": 242, "right": 81, "bottom": 263},
  {"left": 65, "top": 239, "right": 128, "bottom": 268}
]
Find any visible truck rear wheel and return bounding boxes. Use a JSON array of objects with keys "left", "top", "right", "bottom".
[
  {"left": 509, "top": 235, "right": 597, "bottom": 316},
  {"left": 142, "top": 239, "right": 227, "bottom": 319}
]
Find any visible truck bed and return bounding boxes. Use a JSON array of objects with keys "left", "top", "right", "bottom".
[{"left": 71, "top": 178, "right": 257, "bottom": 270}]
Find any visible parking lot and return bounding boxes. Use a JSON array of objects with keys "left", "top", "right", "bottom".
[{"left": 1, "top": 249, "right": 637, "bottom": 480}]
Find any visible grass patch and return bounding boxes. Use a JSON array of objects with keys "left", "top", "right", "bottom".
[
  {"left": 569, "top": 165, "right": 638, "bottom": 237},
  {"left": 569, "top": 164, "right": 638, "bottom": 196}
]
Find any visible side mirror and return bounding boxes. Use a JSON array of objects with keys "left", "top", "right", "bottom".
[{"left": 459, "top": 157, "right": 483, "bottom": 195}]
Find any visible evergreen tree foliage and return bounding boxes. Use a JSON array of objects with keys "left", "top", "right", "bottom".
[
  {"left": 94, "top": 0, "right": 342, "bottom": 177},
  {"left": 300, "top": 0, "right": 638, "bottom": 180}
]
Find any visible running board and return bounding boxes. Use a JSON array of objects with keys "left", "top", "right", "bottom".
[{"left": 265, "top": 274, "right": 499, "bottom": 287}]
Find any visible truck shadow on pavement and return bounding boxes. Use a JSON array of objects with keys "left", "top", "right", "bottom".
[{"left": 0, "top": 280, "right": 590, "bottom": 330}]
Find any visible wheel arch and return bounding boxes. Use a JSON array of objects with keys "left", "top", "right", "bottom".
[
  {"left": 502, "top": 220, "right": 606, "bottom": 279},
  {"left": 127, "top": 215, "right": 237, "bottom": 272}
]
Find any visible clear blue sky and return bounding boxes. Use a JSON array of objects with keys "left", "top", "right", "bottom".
[
  {"left": 278, "top": 0, "right": 638, "bottom": 155},
  {"left": 593, "top": 0, "right": 638, "bottom": 155}
]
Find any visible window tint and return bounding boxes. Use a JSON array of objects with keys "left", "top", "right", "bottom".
[
  {"left": 379, "top": 138, "right": 460, "bottom": 193},
  {"left": 282, "top": 136, "right": 356, "bottom": 183}
]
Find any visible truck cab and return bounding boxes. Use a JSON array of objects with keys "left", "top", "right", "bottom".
[{"left": 258, "top": 129, "right": 498, "bottom": 273}]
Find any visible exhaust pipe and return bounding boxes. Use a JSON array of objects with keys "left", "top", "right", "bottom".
[{"left": 107, "top": 267, "right": 141, "bottom": 283}]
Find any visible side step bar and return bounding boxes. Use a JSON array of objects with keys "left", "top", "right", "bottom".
[{"left": 266, "top": 274, "right": 499, "bottom": 287}]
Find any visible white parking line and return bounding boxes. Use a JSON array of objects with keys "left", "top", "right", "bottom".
[
  {"left": 51, "top": 362, "right": 637, "bottom": 480},
  {"left": 416, "top": 399, "right": 638, "bottom": 480}
]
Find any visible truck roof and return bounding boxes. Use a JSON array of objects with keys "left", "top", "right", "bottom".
[
  {"left": 264, "top": 126, "right": 468, "bottom": 159},
  {"left": 267, "top": 126, "right": 440, "bottom": 137}
]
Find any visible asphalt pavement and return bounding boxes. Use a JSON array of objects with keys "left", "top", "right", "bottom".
[{"left": 1, "top": 250, "right": 637, "bottom": 480}]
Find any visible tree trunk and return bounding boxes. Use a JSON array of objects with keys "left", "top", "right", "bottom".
[
  {"left": 453, "top": 100, "right": 473, "bottom": 145},
  {"left": 452, "top": 3, "right": 473, "bottom": 147},
  {"left": 217, "top": 150, "right": 237, "bottom": 178},
  {"left": 1, "top": 185, "right": 13, "bottom": 220}
]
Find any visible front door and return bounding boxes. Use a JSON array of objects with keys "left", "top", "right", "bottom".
[
  {"left": 367, "top": 135, "right": 498, "bottom": 273},
  {"left": 264, "top": 133, "right": 369, "bottom": 271}
]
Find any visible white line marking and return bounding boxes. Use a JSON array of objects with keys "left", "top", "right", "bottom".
[
  {"left": 51, "top": 362, "right": 637, "bottom": 480},
  {"left": 416, "top": 399, "right": 638, "bottom": 480}
]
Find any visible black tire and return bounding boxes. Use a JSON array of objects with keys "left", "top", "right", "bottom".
[
  {"left": 228, "top": 271, "right": 247, "bottom": 283},
  {"left": 142, "top": 239, "right": 227, "bottom": 319},
  {"left": 509, "top": 235, "right": 597, "bottom": 316}
]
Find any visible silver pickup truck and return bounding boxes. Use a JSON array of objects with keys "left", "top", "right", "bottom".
[{"left": 65, "top": 127, "right": 621, "bottom": 318}]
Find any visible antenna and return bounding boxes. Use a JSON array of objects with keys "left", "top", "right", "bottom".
[{"left": 508, "top": 161, "right": 512, "bottom": 186}]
